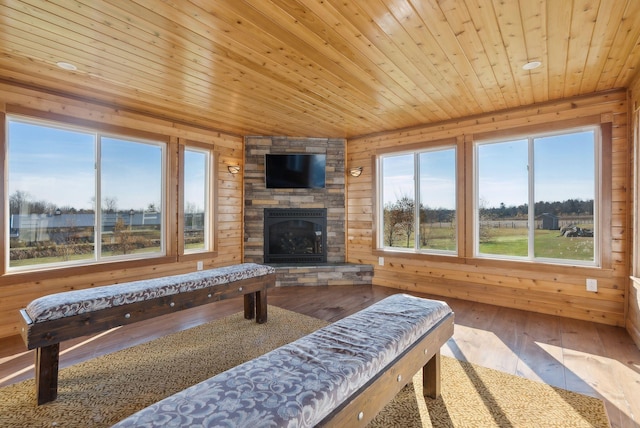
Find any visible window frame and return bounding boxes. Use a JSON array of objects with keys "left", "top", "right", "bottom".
[
  {"left": 375, "top": 138, "right": 459, "bottom": 256},
  {"left": 4, "top": 112, "right": 170, "bottom": 274},
  {"left": 177, "top": 140, "right": 218, "bottom": 262},
  {"left": 472, "top": 119, "right": 608, "bottom": 268},
  {"left": 372, "top": 117, "right": 611, "bottom": 271}
]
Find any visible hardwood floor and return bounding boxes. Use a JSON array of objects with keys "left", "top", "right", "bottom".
[{"left": 1, "top": 285, "right": 639, "bottom": 427}]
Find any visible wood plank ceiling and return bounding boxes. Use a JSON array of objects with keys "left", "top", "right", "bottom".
[{"left": 1, "top": 0, "right": 639, "bottom": 138}]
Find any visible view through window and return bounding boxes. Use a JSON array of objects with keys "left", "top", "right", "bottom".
[
  {"left": 7, "top": 117, "right": 165, "bottom": 271},
  {"left": 379, "top": 146, "right": 457, "bottom": 254},
  {"left": 183, "top": 148, "right": 210, "bottom": 253},
  {"left": 476, "top": 127, "right": 598, "bottom": 264}
]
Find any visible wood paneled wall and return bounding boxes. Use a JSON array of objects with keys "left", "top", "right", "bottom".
[
  {"left": 628, "top": 75, "right": 640, "bottom": 346},
  {"left": 0, "top": 83, "right": 244, "bottom": 339},
  {"left": 346, "top": 90, "right": 631, "bottom": 327}
]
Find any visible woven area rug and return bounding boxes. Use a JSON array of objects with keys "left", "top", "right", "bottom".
[{"left": 0, "top": 306, "right": 609, "bottom": 427}]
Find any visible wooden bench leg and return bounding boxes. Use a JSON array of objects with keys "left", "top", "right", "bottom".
[
  {"left": 256, "top": 288, "right": 267, "bottom": 324},
  {"left": 243, "top": 293, "right": 256, "bottom": 320},
  {"left": 35, "top": 343, "right": 60, "bottom": 405},
  {"left": 423, "top": 351, "right": 441, "bottom": 398}
]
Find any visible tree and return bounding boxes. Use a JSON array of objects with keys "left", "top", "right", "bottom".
[
  {"left": 9, "top": 190, "right": 31, "bottom": 215},
  {"left": 383, "top": 203, "right": 397, "bottom": 246},
  {"left": 478, "top": 198, "right": 494, "bottom": 244},
  {"left": 390, "top": 195, "right": 415, "bottom": 248},
  {"left": 113, "top": 217, "right": 135, "bottom": 255},
  {"left": 103, "top": 197, "right": 118, "bottom": 213}
]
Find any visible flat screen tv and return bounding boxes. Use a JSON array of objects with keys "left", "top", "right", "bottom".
[{"left": 265, "top": 154, "right": 326, "bottom": 189}]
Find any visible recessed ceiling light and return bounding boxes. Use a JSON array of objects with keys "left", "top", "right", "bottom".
[
  {"left": 56, "top": 61, "right": 78, "bottom": 71},
  {"left": 522, "top": 61, "right": 542, "bottom": 70}
]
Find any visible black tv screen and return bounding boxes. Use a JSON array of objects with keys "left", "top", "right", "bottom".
[{"left": 265, "top": 154, "right": 326, "bottom": 189}]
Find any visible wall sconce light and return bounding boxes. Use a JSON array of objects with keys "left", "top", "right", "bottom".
[
  {"left": 227, "top": 165, "right": 241, "bottom": 175},
  {"left": 349, "top": 166, "right": 363, "bottom": 177}
]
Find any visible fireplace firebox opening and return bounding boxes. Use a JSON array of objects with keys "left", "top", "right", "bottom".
[{"left": 264, "top": 208, "right": 327, "bottom": 264}]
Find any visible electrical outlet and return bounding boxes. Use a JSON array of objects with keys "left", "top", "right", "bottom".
[
  {"left": 586, "top": 278, "right": 597, "bottom": 292},
  {"left": 197, "top": 261, "right": 204, "bottom": 271},
  {"left": 378, "top": 257, "right": 384, "bottom": 266}
]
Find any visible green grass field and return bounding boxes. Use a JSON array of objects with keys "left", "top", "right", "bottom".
[
  {"left": 389, "top": 226, "right": 593, "bottom": 261},
  {"left": 9, "top": 246, "right": 162, "bottom": 268},
  {"left": 480, "top": 228, "right": 593, "bottom": 261}
]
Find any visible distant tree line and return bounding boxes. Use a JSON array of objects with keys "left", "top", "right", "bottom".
[
  {"left": 8, "top": 190, "right": 163, "bottom": 216},
  {"left": 480, "top": 198, "right": 593, "bottom": 220},
  {"left": 383, "top": 196, "right": 593, "bottom": 247},
  {"left": 9, "top": 190, "right": 92, "bottom": 215}
]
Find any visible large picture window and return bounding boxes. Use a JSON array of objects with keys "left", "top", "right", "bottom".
[
  {"left": 7, "top": 116, "right": 165, "bottom": 271},
  {"left": 475, "top": 126, "right": 599, "bottom": 265},
  {"left": 378, "top": 145, "right": 457, "bottom": 254}
]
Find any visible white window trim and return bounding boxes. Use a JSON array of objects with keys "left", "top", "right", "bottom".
[
  {"left": 377, "top": 145, "right": 458, "bottom": 255},
  {"left": 473, "top": 125, "right": 601, "bottom": 267},
  {"left": 6, "top": 115, "right": 167, "bottom": 272}
]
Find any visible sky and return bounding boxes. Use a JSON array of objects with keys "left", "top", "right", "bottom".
[
  {"left": 382, "top": 129, "right": 596, "bottom": 209},
  {"left": 8, "top": 119, "right": 165, "bottom": 212},
  {"left": 382, "top": 148, "right": 456, "bottom": 208},
  {"left": 9, "top": 118, "right": 595, "bottom": 214}
]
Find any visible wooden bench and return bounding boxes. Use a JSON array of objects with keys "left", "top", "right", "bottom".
[
  {"left": 19, "top": 263, "right": 276, "bottom": 405},
  {"left": 113, "top": 294, "right": 454, "bottom": 427}
]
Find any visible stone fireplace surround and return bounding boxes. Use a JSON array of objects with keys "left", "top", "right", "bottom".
[{"left": 243, "top": 136, "right": 372, "bottom": 286}]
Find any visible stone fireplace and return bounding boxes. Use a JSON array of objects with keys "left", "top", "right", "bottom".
[
  {"left": 263, "top": 208, "right": 327, "bottom": 263},
  {"left": 243, "top": 136, "right": 345, "bottom": 265},
  {"left": 243, "top": 136, "right": 372, "bottom": 287}
]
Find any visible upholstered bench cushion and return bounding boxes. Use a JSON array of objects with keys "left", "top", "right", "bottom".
[
  {"left": 113, "top": 293, "right": 452, "bottom": 428},
  {"left": 25, "top": 263, "right": 275, "bottom": 323}
]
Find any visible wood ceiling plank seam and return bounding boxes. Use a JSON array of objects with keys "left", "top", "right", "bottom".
[
  {"left": 69, "top": 0, "right": 367, "bottom": 131},
  {"left": 353, "top": 90, "right": 625, "bottom": 145},
  {"left": 380, "top": 0, "right": 487, "bottom": 116},
  {"left": 0, "top": 69, "right": 242, "bottom": 136},
  {"left": 222, "top": 0, "right": 437, "bottom": 126},
  {"left": 206, "top": 26, "right": 404, "bottom": 129},
  {"left": 0, "top": 4, "right": 229, "bottom": 105},
  {"left": 0, "top": 36, "right": 314, "bottom": 137},
  {"left": 545, "top": 0, "right": 572, "bottom": 100},
  {"left": 331, "top": 0, "right": 478, "bottom": 119},
  {"left": 434, "top": 0, "right": 510, "bottom": 110},
  {"left": 599, "top": 0, "right": 640, "bottom": 89},
  {"left": 6, "top": 0, "right": 370, "bottom": 135},
  {"left": 519, "top": 0, "right": 549, "bottom": 104},
  {"left": 190, "top": 1, "right": 415, "bottom": 117},
  {"left": 153, "top": 1, "right": 401, "bottom": 133},
  {"left": 491, "top": 0, "right": 535, "bottom": 105},
  {"left": 0, "top": 65, "right": 159, "bottom": 122},
  {"left": 259, "top": 0, "right": 449, "bottom": 124},
  {"left": 0, "top": 59, "right": 325, "bottom": 138},
  {"left": 277, "top": 1, "right": 468, "bottom": 127},
  {"left": 307, "top": 0, "right": 465, "bottom": 121},
  {"left": 0, "top": 23, "right": 222, "bottom": 106},
  {"left": 578, "top": 1, "right": 625, "bottom": 93},
  {"left": 113, "top": 0, "right": 389, "bottom": 128},
  {"left": 399, "top": 0, "right": 506, "bottom": 113},
  {"left": 462, "top": 0, "right": 523, "bottom": 109},
  {"left": 0, "top": 0, "right": 638, "bottom": 139},
  {"left": 1, "top": 1, "right": 154, "bottom": 66},
  {"left": 563, "top": 0, "right": 600, "bottom": 99}
]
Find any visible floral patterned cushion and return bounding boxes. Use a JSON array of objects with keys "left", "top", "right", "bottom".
[
  {"left": 113, "top": 294, "right": 452, "bottom": 428},
  {"left": 25, "top": 263, "right": 275, "bottom": 323}
]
